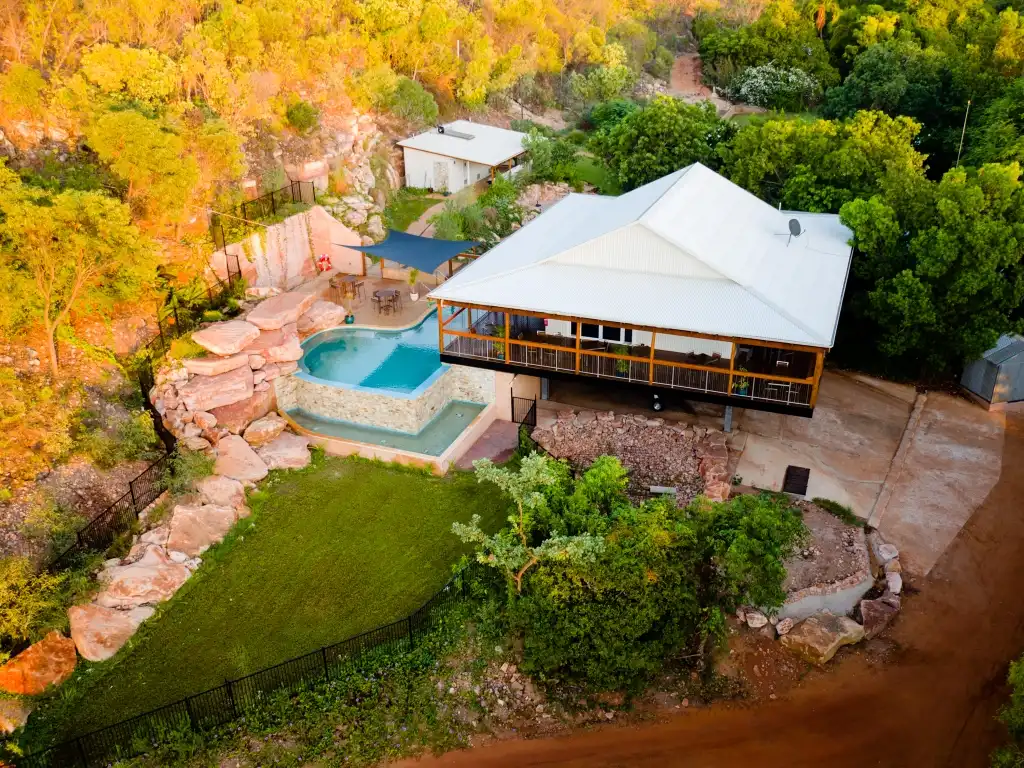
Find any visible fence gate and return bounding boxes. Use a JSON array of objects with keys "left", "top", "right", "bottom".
[{"left": 511, "top": 395, "right": 537, "bottom": 427}]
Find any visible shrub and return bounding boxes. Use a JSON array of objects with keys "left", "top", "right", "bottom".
[
  {"left": 167, "top": 337, "right": 208, "bottom": 360},
  {"left": 585, "top": 98, "right": 640, "bottom": 132},
  {"left": 648, "top": 46, "right": 675, "bottom": 80},
  {"left": 994, "top": 655, "right": 1024, "bottom": 766},
  {"left": 522, "top": 131, "right": 581, "bottom": 186},
  {"left": 285, "top": 100, "right": 320, "bottom": 134},
  {"left": 727, "top": 63, "right": 821, "bottom": 111},
  {"left": 0, "top": 557, "right": 68, "bottom": 660},
  {"left": 385, "top": 77, "right": 439, "bottom": 125},
  {"left": 0, "top": 63, "right": 47, "bottom": 120},
  {"left": 165, "top": 448, "right": 215, "bottom": 496},
  {"left": 202, "top": 310, "right": 225, "bottom": 323},
  {"left": 510, "top": 119, "right": 557, "bottom": 138},
  {"left": 811, "top": 497, "right": 865, "bottom": 527},
  {"left": 21, "top": 500, "right": 87, "bottom": 561},
  {"left": 77, "top": 411, "right": 158, "bottom": 469}
]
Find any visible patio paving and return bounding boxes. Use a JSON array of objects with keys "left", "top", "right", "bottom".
[{"left": 455, "top": 419, "right": 520, "bottom": 469}]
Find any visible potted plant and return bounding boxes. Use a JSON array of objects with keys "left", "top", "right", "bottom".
[
  {"left": 408, "top": 268, "right": 420, "bottom": 301},
  {"left": 609, "top": 344, "right": 629, "bottom": 377},
  {"left": 490, "top": 324, "right": 506, "bottom": 359},
  {"left": 733, "top": 366, "right": 750, "bottom": 395}
]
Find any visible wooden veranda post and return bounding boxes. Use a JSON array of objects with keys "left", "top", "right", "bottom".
[
  {"left": 504, "top": 312, "right": 510, "bottom": 363},
  {"left": 810, "top": 350, "right": 825, "bottom": 406},
  {"left": 728, "top": 342, "right": 737, "bottom": 394},
  {"left": 574, "top": 320, "right": 582, "bottom": 372},
  {"left": 436, "top": 301, "right": 444, "bottom": 353},
  {"left": 648, "top": 332, "right": 657, "bottom": 384}
]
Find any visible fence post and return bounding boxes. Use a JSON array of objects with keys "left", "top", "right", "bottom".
[
  {"left": 129, "top": 479, "right": 138, "bottom": 517},
  {"left": 271, "top": 189, "right": 276, "bottom": 216},
  {"left": 184, "top": 695, "right": 198, "bottom": 731},
  {"left": 225, "top": 679, "right": 237, "bottom": 719},
  {"left": 76, "top": 736, "right": 88, "bottom": 767},
  {"left": 321, "top": 646, "right": 329, "bottom": 682},
  {"left": 407, "top": 615, "right": 414, "bottom": 650}
]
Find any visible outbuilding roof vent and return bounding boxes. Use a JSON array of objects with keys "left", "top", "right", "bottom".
[{"left": 437, "top": 125, "right": 475, "bottom": 140}]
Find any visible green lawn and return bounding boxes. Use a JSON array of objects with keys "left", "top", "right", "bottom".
[
  {"left": 48, "top": 457, "right": 507, "bottom": 738},
  {"left": 384, "top": 188, "right": 439, "bottom": 232},
  {"left": 576, "top": 156, "right": 621, "bottom": 195}
]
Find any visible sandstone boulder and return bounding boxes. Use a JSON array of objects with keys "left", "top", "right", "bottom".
[
  {"left": 192, "top": 320, "right": 261, "bottom": 356},
  {"left": 166, "top": 504, "right": 238, "bottom": 556},
  {"left": 0, "top": 698, "right": 32, "bottom": 734},
  {"left": 0, "top": 632, "right": 77, "bottom": 695},
  {"left": 138, "top": 526, "right": 169, "bottom": 548},
  {"left": 263, "top": 361, "right": 298, "bottom": 380},
  {"left": 94, "top": 547, "right": 191, "bottom": 609},
  {"left": 177, "top": 366, "right": 254, "bottom": 413},
  {"left": 776, "top": 617, "right": 795, "bottom": 636},
  {"left": 197, "top": 474, "right": 246, "bottom": 508},
  {"left": 249, "top": 353, "right": 266, "bottom": 369},
  {"left": 257, "top": 432, "right": 311, "bottom": 470},
  {"left": 193, "top": 411, "right": 217, "bottom": 430},
  {"left": 298, "top": 300, "right": 347, "bottom": 335},
  {"left": 68, "top": 604, "right": 154, "bottom": 662},
  {"left": 246, "top": 291, "right": 318, "bottom": 330},
  {"left": 859, "top": 593, "right": 901, "bottom": 640},
  {"left": 745, "top": 610, "right": 768, "bottom": 629},
  {"left": 243, "top": 326, "right": 302, "bottom": 363},
  {"left": 210, "top": 387, "right": 276, "bottom": 434},
  {"left": 183, "top": 353, "right": 250, "bottom": 377},
  {"left": 214, "top": 435, "right": 269, "bottom": 482},
  {"left": 781, "top": 612, "right": 865, "bottom": 666},
  {"left": 182, "top": 436, "right": 212, "bottom": 452},
  {"left": 243, "top": 413, "right": 288, "bottom": 447}
]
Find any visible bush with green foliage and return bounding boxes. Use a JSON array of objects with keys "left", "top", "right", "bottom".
[
  {"left": 591, "top": 96, "right": 734, "bottom": 190},
  {"left": 385, "top": 77, "right": 439, "bottom": 125},
  {"left": 728, "top": 64, "right": 821, "bottom": 111},
  {"left": 0, "top": 63, "right": 46, "bottom": 119},
  {"left": 585, "top": 98, "right": 640, "bottom": 133},
  {"left": 77, "top": 410, "right": 159, "bottom": 469},
  {"left": 455, "top": 454, "right": 806, "bottom": 690},
  {"left": 523, "top": 131, "right": 581, "bottom": 186},
  {"left": 994, "top": 653, "right": 1024, "bottom": 766},
  {"left": 285, "top": 99, "right": 320, "bottom": 134},
  {"left": 165, "top": 448, "right": 216, "bottom": 496},
  {"left": 0, "top": 557, "right": 69, "bottom": 662},
  {"left": 429, "top": 176, "right": 524, "bottom": 246}
]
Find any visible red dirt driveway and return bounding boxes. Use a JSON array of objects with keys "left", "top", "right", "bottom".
[{"left": 400, "top": 414, "right": 1024, "bottom": 767}]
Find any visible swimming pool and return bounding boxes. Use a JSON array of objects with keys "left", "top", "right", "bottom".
[
  {"left": 287, "top": 400, "right": 487, "bottom": 456},
  {"left": 300, "top": 312, "right": 443, "bottom": 395}
]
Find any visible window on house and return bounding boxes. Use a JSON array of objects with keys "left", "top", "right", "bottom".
[{"left": 571, "top": 323, "right": 633, "bottom": 343}]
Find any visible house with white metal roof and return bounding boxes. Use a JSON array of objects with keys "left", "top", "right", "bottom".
[
  {"left": 428, "top": 163, "right": 855, "bottom": 415},
  {"left": 398, "top": 121, "right": 528, "bottom": 194}
]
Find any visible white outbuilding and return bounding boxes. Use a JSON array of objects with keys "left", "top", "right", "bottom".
[{"left": 398, "top": 121, "right": 528, "bottom": 194}]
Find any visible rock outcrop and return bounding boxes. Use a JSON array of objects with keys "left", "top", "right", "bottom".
[
  {"left": 242, "top": 324, "right": 303, "bottom": 363},
  {"left": 859, "top": 593, "right": 901, "bottom": 639},
  {"left": 246, "top": 291, "right": 317, "bottom": 330},
  {"left": 94, "top": 547, "right": 191, "bottom": 609},
  {"left": 177, "top": 365, "right": 254, "bottom": 413},
  {"left": 297, "top": 300, "right": 347, "bottom": 336},
  {"left": 214, "top": 435, "right": 269, "bottom": 482},
  {"left": 243, "top": 413, "right": 288, "bottom": 447},
  {"left": 192, "top": 320, "right": 261, "bottom": 356},
  {"left": 210, "top": 388, "right": 276, "bottom": 434},
  {"left": 68, "top": 604, "right": 154, "bottom": 662},
  {"left": 197, "top": 474, "right": 246, "bottom": 508},
  {"left": 256, "top": 432, "right": 311, "bottom": 470},
  {"left": 0, "top": 632, "right": 77, "bottom": 695},
  {"left": 183, "top": 353, "right": 250, "bottom": 377},
  {"left": 780, "top": 612, "right": 865, "bottom": 665},
  {"left": 166, "top": 504, "right": 239, "bottom": 556}
]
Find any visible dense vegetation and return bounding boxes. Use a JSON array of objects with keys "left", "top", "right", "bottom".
[{"left": 456, "top": 454, "right": 806, "bottom": 690}]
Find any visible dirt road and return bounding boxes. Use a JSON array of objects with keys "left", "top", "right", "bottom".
[{"left": 402, "top": 415, "right": 1024, "bottom": 767}]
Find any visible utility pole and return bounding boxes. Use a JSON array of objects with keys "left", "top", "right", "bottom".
[{"left": 955, "top": 99, "right": 972, "bottom": 168}]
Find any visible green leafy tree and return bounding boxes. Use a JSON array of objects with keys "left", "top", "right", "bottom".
[
  {"left": 0, "top": 63, "right": 47, "bottom": 120},
  {"left": 592, "top": 96, "right": 734, "bottom": 190},
  {"left": 0, "top": 179, "right": 152, "bottom": 377},
  {"left": 285, "top": 99, "right": 320, "bottom": 134},
  {"left": 85, "top": 109, "right": 200, "bottom": 224},
  {"left": 839, "top": 162, "right": 1024, "bottom": 376},
  {"left": 0, "top": 557, "right": 67, "bottom": 662},
  {"left": 458, "top": 453, "right": 806, "bottom": 689},
  {"left": 79, "top": 43, "right": 179, "bottom": 104},
  {"left": 523, "top": 130, "right": 580, "bottom": 185},
  {"left": 385, "top": 77, "right": 439, "bottom": 125},
  {"left": 967, "top": 77, "right": 1024, "bottom": 167},
  {"left": 719, "top": 110, "right": 927, "bottom": 212}
]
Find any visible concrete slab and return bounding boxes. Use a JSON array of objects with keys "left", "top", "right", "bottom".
[
  {"left": 734, "top": 373, "right": 912, "bottom": 518},
  {"left": 455, "top": 419, "right": 520, "bottom": 469},
  {"left": 877, "top": 393, "right": 1005, "bottom": 576}
]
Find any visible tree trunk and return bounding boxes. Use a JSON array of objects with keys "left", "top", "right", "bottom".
[{"left": 44, "top": 321, "right": 59, "bottom": 378}]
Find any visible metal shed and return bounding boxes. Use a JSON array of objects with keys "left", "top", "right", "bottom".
[{"left": 961, "top": 334, "right": 1024, "bottom": 410}]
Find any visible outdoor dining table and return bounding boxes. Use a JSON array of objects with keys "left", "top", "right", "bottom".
[
  {"left": 372, "top": 288, "right": 400, "bottom": 314},
  {"left": 330, "top": 274, "right": 365, "bottom": 301}
]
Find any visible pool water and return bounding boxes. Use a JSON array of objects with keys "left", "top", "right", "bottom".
[
  {"left": 300, "top": 312, "right": 442, "bottom": 394},
  {"left": 287, "top": 401, "right": 486, "bottom": 456}
]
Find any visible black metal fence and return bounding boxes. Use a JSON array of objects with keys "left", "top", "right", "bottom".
[
  {"left": 210, "top": 180, "right": 317, "bottom": 252},
  {"left": 47, "top": 454, "right": 170, "bottom": 572},
  {"left": 20, "top": 567, "right": 472, "bottom": 768},
  {"left": 511, "top": 395, "right": 537, "bottom": 428}
]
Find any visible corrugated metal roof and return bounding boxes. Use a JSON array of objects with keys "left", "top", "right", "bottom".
[
  {"left": 397, "top": 121, "right": 527, "bottom": 166},
  {"left": 984, "top": 334, "right": 1024, "bottom": 365},
  {"left": 430, "top": 163, "right": 855, "bottom": 348}
]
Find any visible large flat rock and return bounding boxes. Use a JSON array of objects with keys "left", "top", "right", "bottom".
[
  {"left": 0, "top": 632, "right": 77, "bottom": 695},
  {"left": 297, "top": 300, "right": 347, "bottom": 335},
  {"left": 192, "top": 320, "right": 261, "bottom": 356},
  {"left": 183, "top": 353, "right": 250, "bottom": 377},
  {"left": 243, "top": 413, "right": 288, "bottom": 447},
  {"left": 210, "top": 387, "right": 276, "bottom": 434},
  {"left": 197, "top": 474, "right": 246, "bottom": 508},
  {"left": 257, "top": 432, "right": 311, "bottom": 470},
  {"left": 780, "top": 612, "right": 865, "bottom": 666},
  {"left": 177, "top": 365, "right": 254, "bottom": 413},
  {"left": 95, "top": 547, "right": 191, "bottom": 610},
  {"left": 166, "top": 503, "right": 238, "bottom": 556},
  {"left": 68, "top": 604, "right": 154, "bottom": 662},
  {"left": 215, "top": 434, "right": 269, "bottom": 482},
  {"left": 242, "top": 325, "right": 302, "bottom": 363},
  {"left": 246, "top": 292, "right": 318, "bottom": 330}
]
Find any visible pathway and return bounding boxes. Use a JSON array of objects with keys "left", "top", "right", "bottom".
[{"left": 398, "top": 413, "right": 1024, "bottom": 768}]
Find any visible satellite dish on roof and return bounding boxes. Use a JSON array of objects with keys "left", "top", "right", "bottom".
[{"left": 788, "top": 218, "right": 802, "bottom": 237}]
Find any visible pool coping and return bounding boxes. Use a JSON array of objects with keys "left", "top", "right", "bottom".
[{"left": 296, "top": 307, "right": 443, "bottom": 399}]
